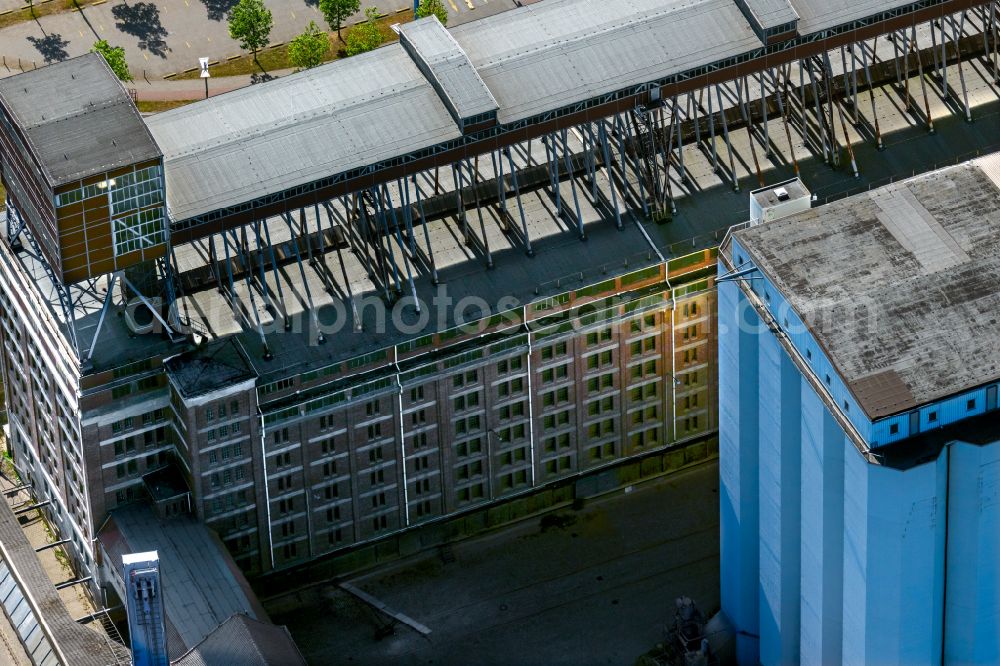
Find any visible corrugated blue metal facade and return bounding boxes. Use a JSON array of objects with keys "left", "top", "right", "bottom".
[
  {"left": 944, "top": 442, "right": 1000, "bottom": 664},
  {"left": 718, "top": 274, "right": 760, "bottom": 665},
  {"left": 757, "top": 331, "right": 800, "bottom": 664},
  {"left": 798, "top": 386, "right": 844, "bottom": 665},
  {"left": 719, "top": 256, "right": 1000, "bottom": 665}
]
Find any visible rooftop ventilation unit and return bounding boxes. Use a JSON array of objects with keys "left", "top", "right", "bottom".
[
  {"left": 124, "top": 297, "right": 162, "bottom": 336},
  {"left": 749, "top": 178, "right": 810, "bottom": 226}
]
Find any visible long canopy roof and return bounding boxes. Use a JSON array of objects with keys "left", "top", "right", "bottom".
[{"left": 143, "top": 0, "right": 964, "bottom": 225}]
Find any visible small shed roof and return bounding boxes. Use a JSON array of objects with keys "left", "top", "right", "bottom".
[{"left": 99, "top": 504, "right": 267, "bottom": 659}]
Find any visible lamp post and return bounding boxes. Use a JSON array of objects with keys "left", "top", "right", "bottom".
[{"left": 199, "top": 57, "right": 210, "bottom": 99}]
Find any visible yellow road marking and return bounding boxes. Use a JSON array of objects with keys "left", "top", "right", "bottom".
[
  {"left": 79, "top": 30, "right": 83, "bottom": 36},
  {"left": 447, "top": 0, "right": 458, "bottom": 11},
  {"left": 185, "top": 41, "right": 192, "bottom": 48},
  {"left": 142, "top": 53, "right": 148, "bottom": 61},
  {"left": 465, "top": 0, "right": 474, "bottom": 8},
  {"left": 207, "top": 36, "right": 212, "bottom": 42},
  {"left": 290, "top": 10, "right": 295, "bottom": 18}
]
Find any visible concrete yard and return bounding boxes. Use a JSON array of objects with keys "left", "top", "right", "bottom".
[{"left": 267, "top": 461, "right": 720, "bottom": 665}]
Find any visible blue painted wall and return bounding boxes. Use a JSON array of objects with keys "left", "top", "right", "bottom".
[
  {"left": 719, "top": 273, "right": 762, "bottom": 664},
  {"left": 718, "top": 252, "right": 1000, "bottom": 665},
  {"left": 757, "top": 330, "right": 801, "bottom": 665},
  {"left": 798, "top": 386, "right": 843, "bottom": 666},
  {"left": 842, "top": 449, "right": 946, "bottom": 664},
  {"left": 944, "top": 442, "right": 1000, "bottom": 664}
]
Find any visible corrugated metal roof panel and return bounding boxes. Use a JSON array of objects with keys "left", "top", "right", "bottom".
[
  {"left": 147, "top": 43, "right": 461, "bottom": 222},
  {"left": 789, "top": 0, "right": 915, "bottom": 35},
  {"left": 399, "top": 18, "right": 498, "bottom": 122},
  {"left": 742, "top": 0, "right": 799, "bottom": 29},
  {"left": 450, "top": 0, "right": 762, "bottom": 124},
  {"left": 99, "top": 504, "right": 266, "bottom": 658},
  {"left": 173, "top": 613, "right": 306, "bottom": 666}
]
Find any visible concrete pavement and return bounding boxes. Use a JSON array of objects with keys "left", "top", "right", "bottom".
[
  {"left": 267, "top": 461, "right": 720, "bottom": 665},
  {"left": 0, "top": 0, "right": 514, "bottom": 79}
]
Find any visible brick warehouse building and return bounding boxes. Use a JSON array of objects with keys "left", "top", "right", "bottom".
[
  {"left": 0, "top": 47, "right": 717, "bottom": 589},
  {"left": 1, "top": 0, "right": 986, "bottom": 602}
]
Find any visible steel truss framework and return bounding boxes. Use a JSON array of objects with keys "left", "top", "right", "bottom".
[
  {"left": 3, "top": 198, "right": 179, "bottom": 364},
  {"left": 166, "top": 0, "right": 996, "bottom": 240},
  {"left": 154, "top": 4, "right": 1000, "bottom": 364},
  {"left": 4, "top": 5, "right": 998, "bottom": 368}
]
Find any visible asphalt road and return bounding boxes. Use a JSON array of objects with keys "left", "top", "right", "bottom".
[
  {"left": 267, "top": 461, "right": 720, "bottom": 665},
  {"left": 0, "top": 0, "right": 516, "bottom": 78}
]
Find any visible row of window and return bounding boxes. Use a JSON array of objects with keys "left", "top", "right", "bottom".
[
  {"left": 112, "top": 426, "right": 166, "bottom": 458},
  {"left": 55, "top": 165, "right": 160, "bottom": 209},
  {"left": 207, "top": 441, "right": 244, "bottom": 465},
  {"left": 110, "top": 375, "right": 160, "bottom": 399},
  {"left": 115, "top": 450, "right": 169, "bottom": 479},
  {"left": 211, "top": 489, "right": 249, "bottom": 516},
  {"left": 209, "top": 465, "right": 247, "bottom": 489},
  {"left": 206, "top": 400, "right": 241, "bottom": 422},
  {"left": 206, "top": 421, "right": 242, "bottom": 442}
]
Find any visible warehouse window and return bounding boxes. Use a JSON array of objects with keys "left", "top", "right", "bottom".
[
  {"left": 109, "top": 166, "right": 163, "bottom": 215},
  {"left": 113, "top": 207, "right": 165, "bottom": 255}
]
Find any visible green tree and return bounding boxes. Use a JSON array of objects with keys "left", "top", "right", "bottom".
[
  {"left": 318, "top": 0, "right": 360, "bottom": 41},
  {"left": 416, "top": 0, "right": 448, "bottom": 26},
  {"left": 228, "top": 0, "right": 273, "bottom": 67},
  {"left": 288, "top": 21, "right": 329, "bottom": 70},
  {"left": 91, "top": 40, "right": 132, "bottom": 82},
  {"left": 345, "top": 7, "right": 383, "bottom": 57}
]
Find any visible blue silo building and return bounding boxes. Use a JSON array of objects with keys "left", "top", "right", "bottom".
[{"left": 718, "top": 157, "right": 1000, "bottom": 665}]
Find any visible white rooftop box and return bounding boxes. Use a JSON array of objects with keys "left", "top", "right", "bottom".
[{"left": 749, "top": 177, "right": 811, "bottom": 226}]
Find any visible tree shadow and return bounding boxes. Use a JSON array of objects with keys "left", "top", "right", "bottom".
[
  {"left": 250, "top": 71, "right": 275, "bottom": 85},
  {"left": 302, "top": 0, "right": 318, "bottom": 6},
  {"left": 27, "top": 33, "right": 70, "bottom": 64},
  {"left": 198, "top": 0, "right": 238, "bottom": 22},
  {"left": 112, "top": 1, "right": 169, "bottom": 58}
]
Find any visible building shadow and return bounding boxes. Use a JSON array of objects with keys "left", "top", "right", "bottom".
[
  {"left": 198, "top": 0, "right": 238, "bottom": 21},
  {"left": 112, "top": 1, "right": 169, "bottom": 58},
  {"left": 27, "top": 33, "right": 70, "bottom": 64}
]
